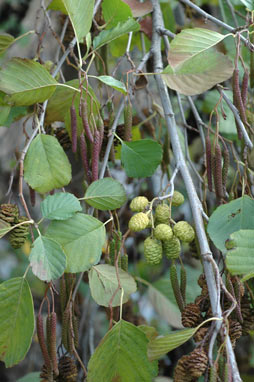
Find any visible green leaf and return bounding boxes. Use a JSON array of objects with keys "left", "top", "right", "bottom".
[
  {"left": 88, "top": 264, "right": 137, "bottom": 307},
  {"left": 41, "top": 192, "right": 82, "bottom": 220},
  {"left": 207, "top": 196, "right": 254, "bottom": 252},
  {"left": 148, "top": 283, "right": 182, "bottom": 328},
  {"left": 148, "top": 327, "right": 196, "bottom": 361},
  {"left": 161, "top": 28, "right": 233, "bottom": 96},
  {"left": 46, "top": 213, "right": 106, "bottom": 273},
  {"left": 0, "top": 219, "right": 12, "bottom": 238},
  {"left": 162, "top": 49, "right": 233, "bottom": 96},
  {"left": 83, "top": 178, "right": 127, "bottom": 210},
  {"left": 0, "top": 34, "right": 14, "bottom": 55},
  {"left": 226, "top": 230, "right": 254, "bottom": 277},
  {"left": 167, "top": 28, "right": 230, "bottom": 66},
  {"left": 121, "top": 139, "right": 163, "bottom": 178},
  {"left": 48, "top": 0, "right": 94, "bottom": 41},
  {"left": 47, "top": 0, "right": 68, "bottom": 13},
  {"left": 93, "top": 19, "right": 140, "bottom": 50},
  {"left": 0, "top": 277, "right": 34, "bottom": 367},
  {"left": 102, "top": 0, "right": 132, "bottom": 29},
  {"left": 0, "top": 58, "right": 57, "bottom": 106},
  {"left": 29, "top": 236, "right": 66, "bottom": 281},
  {"left": 239, "top": 0, "right": 254, "bottom": 10},
  {"left": 96, "top": 75, "right": 127, "bottom": 94},
  {"left": 87, "top": 320, "right": 158, "bottom": 382},
  {"left": 17, "top": 372, "right": 41, "bottom": 382},
  {"left": 24, "top": 134, "right": 72, "bottom": 193}
]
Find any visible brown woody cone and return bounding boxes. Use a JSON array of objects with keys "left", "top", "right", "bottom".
[
  {"left": 58, "top": 356, "right": 78, "bottom": 382},
  {"left": 228, "top": 319, "right": 242, "bottom": 347},
  {"left": 187, "top": 348, "right": 208, "bottom": 378},
  {"left": 174, "top": 355, "right": 192, "bottom": 382},
  {"left": 181, "top": 303, "right": 202, "bottom": 328},
  {"left": 193, "top": 327, "right": 209, "bottom": 343},
  {"left": 0, "top": 203, "right": 19, "bottom": 224}
]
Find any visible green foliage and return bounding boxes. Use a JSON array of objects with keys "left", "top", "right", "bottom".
[
  {"left": 207, "top": 196, "right": 254, "bottom": 252},
  {"left": 93, "top": 19, "right": 140, "bottom": 49},
  {"left": 121, "top": 139, "right": 163, "bottom": 177},
  {"left": 148, "top": 327, "right": 197, "bottom": 361},
  {"left": 0, "top": 58, "right": 57, "bottom": 106},
  {"left": 88, "top": 264, "right": 137, "bottom": 307},
  {"left": 87, "top": 320, "right": 158, "bottom": 381},
  {"left": 41, "top": 192, "right": 82, "bottom": 220},
  {"left": 46, "top": 213, "right": 106, "bottom": 272},
  {"left": 0, "top": 278, "right": 34, "bottom": 367},
  {"left": 29, "top": 236, "right": 66, "bottom": 281},
  {"left": 102, "top": 0, "right": 132, "bottom": 29},
  {"left": 95, "top": 75, "right": 127, "bottom": 94},
  {"left": 24, "top": 134, "right": 72, "bottom": 193},
  {"left": 0, "top": 34, "right": 14, "bottom": 55},
  {"left": 226, "top": 229, "right": 254, "bottom": 277},
  {"left": 83, "top": 178, "right": 127, "bottom": 210}
]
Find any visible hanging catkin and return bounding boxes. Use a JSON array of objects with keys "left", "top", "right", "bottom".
[
  {"left": 205, "top": 134, "right": 213, "bottom": 192},
  {"left": 81, "top": 99, "right": 94, "bottom": 143},
  {"left": 213, "top": 143, "right": 223, "bottom": 201}
]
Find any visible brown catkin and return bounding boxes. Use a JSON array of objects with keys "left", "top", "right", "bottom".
[
  {"left": 92, "top": 130, "right": 100, "bottom": 181},
  {"left": 170, "top": 262, "right": 185, "bottom": 312},
  {"left": 62, "top": 309, "right": 71, "bottom": 353},
  {"left": 37, "top": 313, "right": 51, "bottom": 372},
  {"left": 214, "top": 143, "right": 223, "bottom": 201},
  {"left": 70, "top": 105, "right": 77, "bottom": 153},
  {"left": 81, "top": 99, "right": 94, "bottom": 143},
  {"left": 205, "top": 135, "right": 213, "bottom": 192},
  {"left": 46, "top": 313, "right": 52, "bottom": 355},
  {"left": 50, "top": 312, "right": 59, "bottom": 376},
  {"left": 232, "top": 68, "right": 249, "bottom": 128},
  {"left": 232, "top": 69, "right": 243, "bottom": 140},
  {"left": 80, "top": 133, "right": 91, "bottom": 183},
  {"left": 222, "top": 145, "right": 230, "bottom": 196},
  {"left": 241, "top": 68, "right": 249, "bottom": 108},
  {"left": 124, "top": 103, "right": 132, "bottom": 141},
  {"left": 29, "top": 186, "right": 36, "bottom": 207}
]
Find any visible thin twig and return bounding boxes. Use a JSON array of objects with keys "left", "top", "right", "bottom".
[
  {"left": 179, "top": 0, "right": 254, "bottom": 51},
  {"left": 217, "top": 87, "right": 253, "bottom": 149}
]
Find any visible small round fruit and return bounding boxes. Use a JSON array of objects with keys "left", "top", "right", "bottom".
[
  {"left": 130, "top": 196, "right": 149, "bottom": 212},
  {"left": 154, "top": 224, "right": 173, "bottom": 241},
  {"left": 155, "top": 203, "right": 170, "bottom": 224},
  {"left": 172, "top": 191, "right": 184, "bottom": 207},
  {"left": 128, "top": 212, "right": 149, "bottom": 232},
  {"left": 173, "top": 221, "right": 195, "bottom": 243},
  {"left": 163, "top": 236, "right": 181, "bottom": 259},
  {"left": 144, "top": 237, "right": 162, "bottom": 264}
]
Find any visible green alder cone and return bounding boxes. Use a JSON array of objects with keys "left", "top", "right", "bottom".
[
  {"left": 163, "top": 235, "right": 181, "bottom": 259},
  {"left": 130, "top": 196, "right": 149, "bottom": 212},
  {"left": 128, "top": 212, "right": 149, "bottom": 232},
  {"left": 172, "top": 191, "right": 185, "bottom": 207},
  {"left": 155, "top": 203, "right": 170, "bottom": 224},
  {"left": 154, "top": 223, "right": 173, "bottom": 241},
  {"left": 173, "top": 221, "right": 195, "bottom": 243},
  {"left": 144, "top": 237, "right": 163, "bottom": 264}
]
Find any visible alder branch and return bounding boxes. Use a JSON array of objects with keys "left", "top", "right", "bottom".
[
  {"left": 151, "top": 1, "right": 241, "bottom": 380},
  {"left": 179, "top": 0, "right": 254, "bottom": 51}
]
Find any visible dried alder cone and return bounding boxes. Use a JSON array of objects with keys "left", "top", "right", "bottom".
[{"left": 174, "top": 348, "right": 208, "bottom": 381}]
